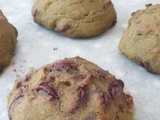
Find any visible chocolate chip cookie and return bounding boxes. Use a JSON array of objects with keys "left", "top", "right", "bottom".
[
  {"left": 0, "top": 10, "right": 17, "bottom": 73},
  {"left": 32, "top": 0, "right": 117, "bottom": 38},
  {"left": 119, "top": 4, "right": 160, "bottom": 73},
  {"left": 8, "top": 56, "right": 134, "bottom": 120}
]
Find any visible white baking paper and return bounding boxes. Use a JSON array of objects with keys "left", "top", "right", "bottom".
[{"left": 0, "top": 0, "right": 160, "bottom": 119}]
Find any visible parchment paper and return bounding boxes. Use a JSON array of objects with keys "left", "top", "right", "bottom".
[{"left": 0, "top": 0, "right": 160, "bottom": 119}]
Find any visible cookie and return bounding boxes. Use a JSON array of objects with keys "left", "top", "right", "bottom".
[
  {"left": 119, "top": 4, "right": 160, "bottom": 73},
  {"left": 0, "top": 10, "right": 17, "bottom": 73},
  {"left": 32, "top": 0, "right": 117, "bottom": 38},
  {"left": 8, "top": 56, "right": 134, "bottom": 120}
]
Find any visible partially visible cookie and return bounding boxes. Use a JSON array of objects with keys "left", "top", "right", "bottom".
[
  {"left": 0, "top": 10, "right": 17, "bottom": 73},
  {"left": 119, "top": 4, "right": 160, "bottom": 73},
  {"left": 8, "top": 56, "right": 134, "bottom": 120},
  {"left": 32, "top": 0, "right": 117, "bottom": 38}
]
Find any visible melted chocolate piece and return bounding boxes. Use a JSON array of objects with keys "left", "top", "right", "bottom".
[
  {"left": 24, "top": 74, "right": 31, "bottom": 82},
  {"left": 138, "top": 61, "right": 152, "bottom": 73},
  {"left": 110, "top": 86, "right": 118, "bottom": 98},
  {"left": 125, "top": 94, "right": 134, "bottom": 109},
  {"left": 78, "top": 87, "right": 85, "bottom": 100},
  {"left": 116, "top": 79, "right": 124, "bottom": 89},
  {"left": 50, "top": 60, "right": 79, "bottom": 74},
  {"left": 71, "top": 87, "right": 87, "bottom": 114},
  {"left": 33, "top": 9, "right": 38, "bottom": 17},
  {"left": 74, "top": 74, "right": 87, "bottom": 81},
  {"left": 15, "top": 81, "right": 22, "bottom": 88},
  {"left": 108, "top": 80, "right": 124, "bottom": 98},
  {"left": 108, "top": 80, "right": 126, "bottom": 112},
  {"left": 20, "top": 85, "right": 28, "bottom": 93},
  {"left": 99, "top": 91, "right": 108, "bottom": 107},
  {"left": 50, "top": 76, "right": 55, "bottom": 81},
  {"left": 61, "top": 24, "right": 70, "bottom": 32},
  {"left": 111, "top": 19, "right": 117, "bottom": 28},
  {"left": 145, "top": 3, "right": 152, "bottom": 8},
  {"left": 38, "top": 83, "right": 59, "bottom": 100},
  {"left": 131, "top": 12, "right": 136, "bottom": 16},
  {"left": 97, "top": 70, "right": 107, "bottom": 79}
]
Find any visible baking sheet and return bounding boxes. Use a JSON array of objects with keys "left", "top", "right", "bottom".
[{"left": 0, "top": 0, "right": 160, "bottom": 119}]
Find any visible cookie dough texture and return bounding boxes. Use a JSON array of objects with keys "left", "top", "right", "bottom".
[
  {"left": 32, "top": 0, "right": 117, "bottom": 38},
  {"left": 0, "top": 10, "right": 17, "bottom": 72},
  {"left": 8, "top": 56, "right": 134, "bottom": 120},
  {"left": 119, "top": 4, "right": 160, "bottom": 73}
]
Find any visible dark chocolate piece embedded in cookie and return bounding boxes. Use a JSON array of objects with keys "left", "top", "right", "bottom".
[
  {"left": 119, "top": 4, "right": 160, "bottom": 73},
  {"left": 8, "top": 56, "right": 134, "bottom": 120},
  {"left": 31, "top": 0, "right": 117, "bottom": 38}
]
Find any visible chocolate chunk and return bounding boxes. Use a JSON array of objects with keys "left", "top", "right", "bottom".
[
  {"left": 108, "top": 80, "right": 124, "bottom": 98},
  {"left": 74, "top": 74, "right": 87, "bottom": 81},
  {"left": 125, "top": 94, "right": 134, "bottom": 109},
  {"left": 145, "top": 3, "right": 152, "bottom": 8},
  {"left": 61, "top": 24, "right": 70, "bottom": 32},
  {"left": 97, "top": 70, "right": 107, "bottom": 79},
  {"left": 78, "top": 87, "right": 85, "bottom": 100},
  {"left": 110, "top": 86, "right": 118, "bottom": 98},
  {"left": 24, "top": 74, "right": 31, "bottom": 82},
  {"left": 15, "top": 81, "right": 22, "bottom": 88},
  {"left": 99, "top": 91, "right": 108, "bottom": 107},
  {"left": 50, "top": 76, "right": 55, "bottom": 81},
  {"left": 111, "top": 19, "right": 117, "bottom": 28},
  {"left": 20, "top": 85, "right": 28, "bottom": 93},
  {"left": 33, "top": 9, "right": 38, "bottom": 17},
  {"left": 38, "top": 82, "right": 59, "bottom": 99},
  {"left": 108, "top": 80, "right": 127, "bottom": 112},
  {"left": 64, "top": 82, "right": 71, "bottom": 86},
  {"left": 138, "top": 61, "right": 152, "bottom": 73},
  {"left": 116, "top": 79, "right": 124, "bottom": 88},
  {"left": 131, "top": 12, "right": 136, "bottom": 16},
  {"left": 50, "top": 60, "right": 79, "bottom": 74}
]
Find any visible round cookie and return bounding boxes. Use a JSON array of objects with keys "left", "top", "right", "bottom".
[
  {"left": 119, "top": 4, "right": 160, "bottom": 73},
  {"left": 32, "top": 0, "right": 117, "bottom": 38},
  {"left": 0, "top": 10, "right": 17, "bottom": 73},
  {"left": 8, "top": 56, "right": 134, "bottom": 120}
]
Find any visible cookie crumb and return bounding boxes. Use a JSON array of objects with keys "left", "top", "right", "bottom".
[
  {"left": 12, "top": 62, "right": 15, "bottom": 66},
  {"left": 29, "top": 67, "right": 35, "bottom": 71},
  {"left": 53, "top": 47, "right": 58, "bottom": 51},
  {"left": 16, "top": 75, "right": 21, "bottom": 79}
]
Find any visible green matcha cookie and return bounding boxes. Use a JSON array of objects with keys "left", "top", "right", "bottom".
[
  {"left": 119, "top": 4, "right": 160, "bottom": 73},
  {"left": 32, "top": 0, "right": 117, "bottom": 38},
  {"left": 8, "top": 57, "right": 134, "bottom": 120}
]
